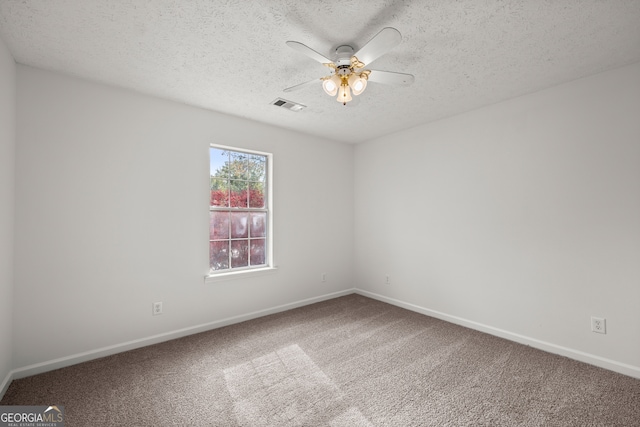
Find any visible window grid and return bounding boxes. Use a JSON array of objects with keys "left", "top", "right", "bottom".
[
  {"left": 209, "top": 147, "right": 269, "bottom": 273},
  {"left": 209, "top": 211, "right": 268, "bottom": 270}
]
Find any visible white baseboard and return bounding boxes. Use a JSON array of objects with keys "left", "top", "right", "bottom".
[
  {"left": 3, "top": 286, "right": 637, "bottom": 403},
  {"left": 354, "top": 288, "right": 640, "bottom": 380},
  {"left": 2, "top": 288, "right": 355, "bottom": 399}
]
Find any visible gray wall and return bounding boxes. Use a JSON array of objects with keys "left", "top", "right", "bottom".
[
  {"left": 12, "top": 66, "right": 354, "bottom": 370},
  {"left": 4, "top": 57, "right": 639, "bottom": 384},
  {"left": 354, "top": 62, "right": 640, "bottom": 377},
  {"left": 0, "top": 36, "right": 16, "bottom": 393}
]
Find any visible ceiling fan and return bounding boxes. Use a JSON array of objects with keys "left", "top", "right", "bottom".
[{"left": 284, "top": 27, "right": 415, "bottom": 105}]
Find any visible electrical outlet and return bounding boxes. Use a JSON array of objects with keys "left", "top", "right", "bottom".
[
  {"left": 321, "top": 273, "right": 327, "bottom": 283},
  {"left": 591, "top": 316, "right": 606, "bottom": 334},
  {"left": 153, "top": 302, "right": 163, "bottom": 316},
  {"left": 385, "top": 275, "right": 390, "bottom": 285}
]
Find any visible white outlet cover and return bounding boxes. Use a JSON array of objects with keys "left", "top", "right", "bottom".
[
  {"left": 153, "top": 302, "right": 163, "bottom": 315},
  {"left": 591, "top": 316, "right": 606, "bottom": 334}
]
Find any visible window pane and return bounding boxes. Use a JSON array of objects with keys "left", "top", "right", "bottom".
[
  {"left": 231, "top": 212, "right": 249, "bottom": 238},
  {"left": 248, "top": 182, "right": 264, "bottom": 208},
  {"left": 229, "top": 181, "right": 248, "bottom": 207},
  {"left": 230, "top": 151, "right": 249, "bottom": 179},
  {"left": 210, "top": 241, "right": 229, "bottom": 271},
  {"left": 231, "top": 240, "right": 249, "bottom": 268},
  {"left": 210, "top": 211, "right": 230, "bottom": 239},
  {"left": 250, "top": 239, "right": 266, "bottom": 266},
  {"left": 248, "top": 154, "right": 266, "bottom": 182},
  {"left": 210, "top": 148, "right": 230, "bottom": 178},
  {"left": 250, "top": 212, "right": 266, "bottom": 238},
  {"left": 210, "top": 178, "right": 229, "bottom": 207}
]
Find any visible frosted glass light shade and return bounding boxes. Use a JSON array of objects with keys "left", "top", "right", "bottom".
[
  {"left": 322, "top": 74, "right": 340, "bottom": 96},
  {"left": 348, "top": 73, "right": 367, "bottom": 95},
  {"left": 337, "top": 84, "right": 352, "bottom": 103}
]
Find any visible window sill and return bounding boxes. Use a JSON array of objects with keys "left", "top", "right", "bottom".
[{"left": 204, "top": 266, "right": 278, "bottom": 284}]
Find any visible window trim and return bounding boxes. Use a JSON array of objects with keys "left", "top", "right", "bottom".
[
  {"left": 206, "top": 144, "right": 274, "bottom": 280},
  {"left": 204, "top": 265, "right": 278, "bottom": 284}
]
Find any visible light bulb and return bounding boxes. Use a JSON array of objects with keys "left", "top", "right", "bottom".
[
  {"left": 348, "top": 73, "right": 368, "bottom": 96},
  {"left": 322, "top": 74, "right": 340, "bottom": 96},
  {"left": 337, "top": 84, "right": 352, "bottom": 104},
  {"left": 323, "top": 80, "right": 337, "bottom": 96}
]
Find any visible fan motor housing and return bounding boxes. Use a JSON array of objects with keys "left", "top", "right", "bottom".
[
  {"left": 336, "top": 66, "right": 351, "bottom": 76},
  {"left": 335, "top": 45, "right": 354, "bottom": 66}
]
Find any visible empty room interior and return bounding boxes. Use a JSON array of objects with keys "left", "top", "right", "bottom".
[{"left": 1, "top": 1, "right": 639, "bottom": 425}]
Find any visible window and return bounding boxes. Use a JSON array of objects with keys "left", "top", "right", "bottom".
[{"left": 209, "top": 146, "right": 270, "bottom": 273}]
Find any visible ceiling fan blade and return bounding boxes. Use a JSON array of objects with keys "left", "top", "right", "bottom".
[
  {"left": 284, "top": 78, "right": 320, "bottom": 92},
  {"left": 367, "top": 70, "right": 414, "bottom": 86},
  {"left": 286, "top": 41, "right": 332, "bottom": 64},
  {"left": 353, "top": 27, "right": 402, "bottom": 66}
]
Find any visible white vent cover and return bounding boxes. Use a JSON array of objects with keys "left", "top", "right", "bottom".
[{"left": 271, "top": 98, "right": 306, "bottom": 112}]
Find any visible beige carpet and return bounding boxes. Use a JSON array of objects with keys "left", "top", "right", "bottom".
[{"left": 2, "top": 294, "right": 640, "bottom": 426}]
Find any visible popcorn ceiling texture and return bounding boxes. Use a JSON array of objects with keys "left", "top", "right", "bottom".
[{"left": 0, "top": 0, "right": 639, "bottom": 143}]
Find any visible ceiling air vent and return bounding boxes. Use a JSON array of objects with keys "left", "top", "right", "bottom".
[{"left": 271, "top": 98, "right": 306, "bottom": 112}]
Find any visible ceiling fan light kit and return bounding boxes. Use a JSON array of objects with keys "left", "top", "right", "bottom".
[
  {"left": 320, "top": 49, "right": 370, "bottom": 104},
  {"left": 284, "top": 27, "right": 415, "bottom": 106}
]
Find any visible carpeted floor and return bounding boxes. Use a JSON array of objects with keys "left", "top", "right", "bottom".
[{"left": 2, "top": 294, "right": 640, "bottom": 426}]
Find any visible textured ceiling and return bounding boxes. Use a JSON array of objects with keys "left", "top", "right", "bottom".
[{"left": 1, "top": 0, "right": 639, "bottom": 143}]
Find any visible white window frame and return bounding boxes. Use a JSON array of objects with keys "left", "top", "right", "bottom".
[{"left": 205, "top": 144, "right": 275, "bottom": 283}]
